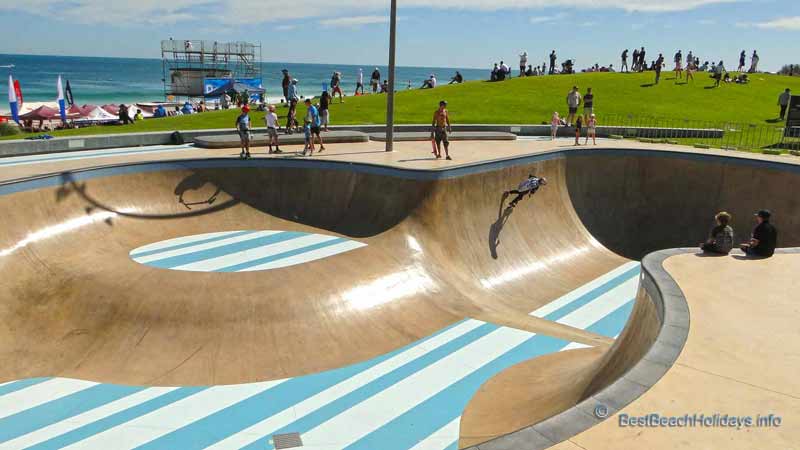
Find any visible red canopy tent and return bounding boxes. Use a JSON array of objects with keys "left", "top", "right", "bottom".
[
  {"left": 102, "top": 104, "right": 120, "bottom": 115},
  {"left": 19, "top": 105, "right": 60, "bottom": 121}
]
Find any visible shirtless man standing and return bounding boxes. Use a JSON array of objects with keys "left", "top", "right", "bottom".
[{"left": 431, "top": 100, "right": 453, "bottom": 160}]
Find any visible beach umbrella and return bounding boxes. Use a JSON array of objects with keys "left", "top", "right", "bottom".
[
  {"left": 57, "top": 75, "right": 67, "bottom": 123},
  {"left": 7, "top": 75, "right": 19, "bottom": 124}
]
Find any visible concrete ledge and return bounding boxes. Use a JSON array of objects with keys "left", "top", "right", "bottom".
[
  {"left": 193, "top": 130, "right": 370, "bottom": 149},
  {"left": 368, "top": 131, "right": 517, "bottom": 142}
]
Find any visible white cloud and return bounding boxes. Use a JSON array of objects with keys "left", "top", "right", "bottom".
[
  {"left": 319, "top": 15, "right": 389, "bottom": 27},
  {"left": 752, "top": 16, "right": 800, "bottom": 31},
  {"left": 275, "top": 25, "right": 297, "bottom": 31},
  {"left": 0, "top": 0, "right": 743, "bottom": 27},
  {"left": 529, "top": 13, "right": 567, "bottom": 24},
  {"left": 697, "top": 18, "right": 716, "bottom": 25}
]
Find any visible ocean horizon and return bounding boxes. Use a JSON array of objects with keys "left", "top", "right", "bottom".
[{"left": 0, "top": 53, "right": 490, "bottom": 106}]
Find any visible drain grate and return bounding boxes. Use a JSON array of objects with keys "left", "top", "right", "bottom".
[{"left": 273, "top": 432, "right": 303, "bottom": 449}]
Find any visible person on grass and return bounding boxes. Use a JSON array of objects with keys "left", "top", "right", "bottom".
[
  {"left": 740, "top": 210, "right": 777, "bottom": 257},
  {"left": 265, "top": 104, "right": 281, "bottom": 154},
  {"left": 503, "top": 175, "right": 548, "bottom": 208},
  {"left": 319, "top": 91, "right": 331, "bottom": 131},
  {"left": 778, "top": 88, "right": 791, "bottom": 120},
  {"left": 674, "top": 50, "right": 683, "bottom": 80},
  {"left": 565, "top": 86, "right": 582, "bottom": 127},
  {"left": 700, "top": 211, "right": 734, "bottom": 255},
  {"left": 738, "top": 50, "right": 747, "bottom": 73},
  {"left": 235, "top": 105, "right": 252, "bottom": 159},
  {"left": 431, "top": 100, "right": 452, "bottom": 160},
  {"left": 654, "top": 54, "right": 665, "bottom": 84},
  {"left": 585, "top": 114, "right": 597, "bottom": 145},
  {"left": 286, "top": 79, "right": 299, "bottom": 133},
  {"left": 621, "top": 49, "right": 629, "bottom": 72},
  {"left": 355, "top": 68, "right": 365, "bottom": 95},
  {"left": 331, "top": 71, "right": 344, "bottom": 103},
  {"left": 583, "top": 88, "right": 594, "bottom": 123}
]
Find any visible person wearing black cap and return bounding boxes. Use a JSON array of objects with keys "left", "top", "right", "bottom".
[
  {"left": 503, "top": 175, "right": 548, "bottom": 208},
  {"left": 740, "top": 210, "right": 778, "bottom": 257}
]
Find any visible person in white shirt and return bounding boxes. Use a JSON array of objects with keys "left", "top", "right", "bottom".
[
  {"left": 519, "top": 52, "right": 528, "bottom": 77},
  {"left": 355, "top": 68, "right": 364, "bottom": 95},
  {"left": 264, "top": 104, "right": 281, "bottom": 154},
  {"left": 500, "top": 61, "right": 510, "bottom": 76}
]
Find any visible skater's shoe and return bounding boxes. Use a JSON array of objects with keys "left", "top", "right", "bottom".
[
  {"left": 239, "top": 151, "right": 245, "bottom": 159},
  {"left": 318, "top": 146, "right": 325, "bottom": 152},
  {"left": 446, "top": 156, "right": 452, "bottom": 160},
  {"left": 246, "top": 152, "right": 251, "bottom": 159},
  {"left": 274, "top": 149, "right": 283, "bottom": 153}
]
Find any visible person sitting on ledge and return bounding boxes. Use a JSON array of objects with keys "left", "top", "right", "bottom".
[
  {"left": 740, "top": 210, "right": 778, "bottom": 257},
  {"left": 700, "top": 211, "right": 734, "bottom": 255}
]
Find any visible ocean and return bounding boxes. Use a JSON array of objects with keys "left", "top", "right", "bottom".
[{"left": 0, "top": 54, "right": 488, "bottom": 106}]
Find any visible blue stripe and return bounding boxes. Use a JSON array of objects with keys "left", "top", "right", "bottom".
[
  {"left": 0, "top": 378, "right": 51, "bottom": 397},
  {"left": 144, "top": 231, "right": 305, "bottom": 268},
  {"left": 0, "top": 145, "right": 192, "bottom": 168},
  {"left": 345, "top": 334, "right": 569, "bottom": 450},
  {"left": 543, "top": 265, "right": 640, "bottom": 322},
  {"left": 28, "top": 387, "right": 206, "bottom": 450},
  {"left": 130, "top": 230, "right": 255, "bottom": 258},
  {"left": 240, "top": 323, "right": 500, "bottom": 450},
  {"left": 135, "top": 320, "right": 487, "bottom": 450},
  {"left": 218, "top": 237, "right": 348, "bottom": 272},
  {"left": 585, "top": 299, "right": 635, "bottom": 338},
  {"left": 0, "top": 384, "right": 145, "bottom": 443}
]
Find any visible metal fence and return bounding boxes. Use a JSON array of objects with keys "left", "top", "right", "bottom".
[{"left": 599, "top": 113, "right": 800, "bottom": 153}]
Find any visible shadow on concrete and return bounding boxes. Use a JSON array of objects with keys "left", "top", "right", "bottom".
[
  {"left": 489, "top": 193, "right": 515, "bottom": 259},
  {"left": 57, "top": 172, "right": 240, "bottom": 221}
]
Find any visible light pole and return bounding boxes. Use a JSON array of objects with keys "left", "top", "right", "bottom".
[{"left": 385, "top": 0, "right": 397, "bottom": 152}]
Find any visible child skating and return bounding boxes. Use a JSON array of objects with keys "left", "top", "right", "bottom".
[
  {"left": 503, "top": 174, "right": 548, "bottom": 208},
  {"left": 265, "top": 105, "right": 282, "bottom": 154},
  {"left": 235, "top": 105, "right": 252, "bottom": 159}
]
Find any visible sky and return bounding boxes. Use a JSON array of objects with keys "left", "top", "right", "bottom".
[{"left": 0, "top": 0, "right": 798, "bottom": 70}]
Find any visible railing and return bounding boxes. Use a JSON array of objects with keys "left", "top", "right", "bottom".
[{"left": 598, "top": 113, "right": 800, "bottom": 153}]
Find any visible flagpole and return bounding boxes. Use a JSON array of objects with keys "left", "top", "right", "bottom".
[{"left": 385, "top": 0, "right": 397, "bottom": 152}]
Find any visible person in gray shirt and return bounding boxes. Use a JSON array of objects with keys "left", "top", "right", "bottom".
[
  {"left": 700, "top": 211, "right": 735, "bottom": 255},
  {"left": 778, "top": 88, "right": 791, "bottom": 120}
]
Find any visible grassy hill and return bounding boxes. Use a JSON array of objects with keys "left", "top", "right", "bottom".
[{"left": 3, "top": 71, "right": 799, "bottom": 141}]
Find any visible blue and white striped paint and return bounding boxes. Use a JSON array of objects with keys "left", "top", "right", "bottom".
[
  {"left": 129, "top": 230, "right": 367, "bottom": 272},
  {"left": 0, "top": 261, "right": 641, "bottom": 449}
]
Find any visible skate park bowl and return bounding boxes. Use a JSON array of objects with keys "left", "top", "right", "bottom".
[{"left": 0, "top": 147, "right": 798, "bottom": 449}]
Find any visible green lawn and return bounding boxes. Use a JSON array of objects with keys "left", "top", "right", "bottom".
[{"left": 4, "top": 71, "right": 799, "bottom": 144}]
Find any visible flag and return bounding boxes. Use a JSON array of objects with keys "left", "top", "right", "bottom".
[
  {"left": 8, "top": 75, "right": 19, "bottom": 124},
  {"left": 57, "top": 75, "right": 67, "bottom": 123},
  {"left": 13, "top": 79, "right": 22, "bottom": 108},
  {"left": 65, "top": 79, "right": 74, "bottom": 106}
]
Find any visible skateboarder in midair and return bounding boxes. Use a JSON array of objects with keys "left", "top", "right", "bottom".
[{"left": 503, "top": 174, "right": 548, "bottom": 208}]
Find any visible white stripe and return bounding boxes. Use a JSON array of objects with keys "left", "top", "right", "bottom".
[
  {"left": 0, "top": 387, "right": 179, "bottom": 449},
  {"left": 130, "top": 231, "right": 245, "bottom": 256},
  {"left": 560, "top": 342, "right": 592, "bottom": 351},
  {"left": 0, "top": 145, "right": 194, "bottom": 167},
  {"left": 408, "top": 418, "right": 460, "bottom": 450},
  {"left": 173, "top": 234, "right": 337, "bottom": 272},
  {"left": 0, "top": 378, "right": 97, "bottom": 420},
  {"left": 204, "top": 319, "right": 487, "bottom": 450},
  {"left": 530, "top": 261, "right": 639, "bottom": 318},
  {"left": 240, "top": 240, "right": 366, "bottom": 271},
  {"left": 299, "top": 326, "right": 539, "bottom": 448},
  {"left": 132, "top": 231, "right": 282, "bottom": 264},
  {"left": 62, "top": 380, "right": 287, "bottom": 450},
  {"left": 555, "top": 277, "right": 639, "bottom": 330},
  {"left": 0, "top": 380, "right": 14, "bottom": 388}
]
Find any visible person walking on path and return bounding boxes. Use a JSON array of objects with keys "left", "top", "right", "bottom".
[
  {"left": 674, "top": 50, "right": 683, "bottom": 80},
  {"left": 319, "top": 91, "right": 331, "bottom": 132},
  {"left": 738, "top": 50, "right": 747, "bottom": 72},
  {"left": 431, "top": 100, "right": 452, "bottom": 160},
  {"left": 778, "top": 88, "right": 792, "bottom": 120},
  {"left": 583, "top": 87, "right": 594, "bottom": 122},
  {"left": 740, "top": 210, "right": 777, "bottom": 257},
  {"left": 264, "top": 104, "right": 282, "bottom": 154},
  {"left": 549, "top": 50, "right": 557, "bottom": 74},
  {"left": 285, "top": 79, "right": 299, "bottom": 133},
  {"left": 503, "top": 175, "right": 548, "bottom": 208},
  {"left": 355, "top": 68, "right": 365, "bottom": 95},
  {"left": 574, "top": 115, "right": 583, "bottom": 146},
  {"left": 519, "top": 52, "right": 528, "bottom": 77},
  {"left": 235, "top": 105, "right": 252, "bottom": 159},
  {"left": 370, "top": 67, "right": 381, "bottom": 93},
  {"left": 749, "top": 50, "right": 759, "bottom": 73},
  {"left": 550, "top": 112, "right": 561, "bottom": 140},
  {"left": 700, "top": 211, "right": 735, "bottom": 255},
  {"left": 302, "top": 98, "right": 325, "bottom": 156},
  {"left": 654, "top": 54, "right": 665, "bottom": 84},
  {"left": 565, "top": 86, "right": 582, "bottom": 127},
  {"left": 585, "top": 114, "right": 597, "bottom": 145},
  {"left": 621, "top": 49, "right": 629, "bottom": 72},
  {"left": 331, "top": 71, "right": 344, "bottom": 103}
]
